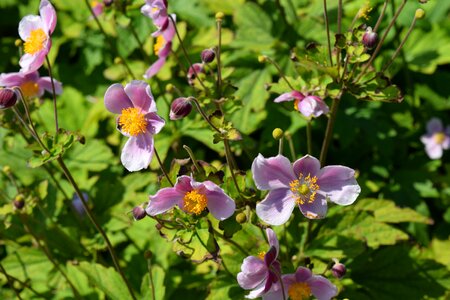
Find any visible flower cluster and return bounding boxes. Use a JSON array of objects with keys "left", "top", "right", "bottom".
[{"left": 421, "top": 118, "right": 450, "bottom": 159}]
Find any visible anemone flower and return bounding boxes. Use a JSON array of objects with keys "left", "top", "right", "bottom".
[
  {"left": 274, "top": 91, "right": 329, "bottom": 118},
  {"left": 252, "top": 154, "right": 361, "bottom": 225},
  {"left": 263, "top": 267, "right": 338, "bottom": 300},
  {"left": 104, "top": 80, "right": 165, "bottom": 172},
  {"left": 18, "top": 0, "right": 56, "bottom": 72},
  {"left": 420, "top": 117, "right": 450, "bottom": 159},
  {"left": 90, "top": 1, "right": 104, "bottom": 17},
  {"left": 146, "top": 175, "right": 235, "bottom": 220},
  {"left": 237, "top": 228, "right": 282, "bottom": 299},
  {"left": 0, "top": 70, "right": 62, "bottom": 98},
  {"left": 141, "top": 0, "right": 168, "bottom": 29}
]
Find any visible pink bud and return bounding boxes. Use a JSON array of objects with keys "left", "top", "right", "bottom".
[
  {"left": 170, "top": 97, "right": 192, "bottom": 120},
  {"left": 201, "top": 48, "right": 215, "bottom": 63},
  {"left": 0, "top": 88, "right": 18, "bottom": 110},
  {"left": 362, "top": 27, "right": 378, "bottom": 49}
]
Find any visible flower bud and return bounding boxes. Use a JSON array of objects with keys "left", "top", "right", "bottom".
[
  {"left": 2, "top": 165, "right": 11, "bottom": 175},
  {"left": 331, "top": 261, "right": 347, "bottom": 279},
  {"left": 415, "top": 8, "right": 425, "bottom": 19},
  {"left": 170, "top": 97, "right": 192, "bottom": 120},
  {"left": 132, "top": 206, "right": 147, "bottom": 220},
  {"left": 215, "top": 12, "right": 224, "bottom": 20},
  {"left": 0, "top": 88, "right": 18, "bottom": 110},
  {"left": 201, "top": 48, "right": 216, "bottom": 63},
  {"left": 187, "top": 63, "right": 204, "bottom": 86},
  {"left": 114, "top": 57, "right": 122, "bottom": 64},
  {"left": 103, "top": 0, "right": 113, "bottom": 6},
  {"left": 13, "top": 194, "right": 25, "bottom": 210},
  {"left": 362, "top": 27, "right": 378, "bottom": 49},
  {"left": 235, "top": 212, "right": 247, "bottom": 223},
  {"left": 272, "top": 128, "right": 284, "bottom": 140},
  {"left": 14, "top": 39, "right": 23, "bottom": 47},
  {"left": 258, "top": 55, "right": 267, "bottom": 63}
]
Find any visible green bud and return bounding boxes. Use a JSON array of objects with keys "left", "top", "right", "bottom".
[
  {"left": 165, "top": 83, "right": 174, "bottom": 93},
  {"left": 114, "top": 57, "right": 122, "bottom": 64},
  {"left": 258, "top": 55, "right": 267, "bottom": 63},
  {"left": 415, "top": 8, "right": 425, "bottom": 19},
  {"left": 235, "top": 212, "right": 247, "bottom": 224},
  {"left": 215, "top": 12, "right": 224, "bottom": 20},
  {"left": 272, "top": 128, "right": 284, "bottom": 140}
]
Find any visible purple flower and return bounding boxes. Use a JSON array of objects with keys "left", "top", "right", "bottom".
[
  {"left": 90, "top": 1, "right": 104, "bottom": 17},
  {"left": 187, "top": 63, "right": 205, "bottom": 86},
  {"left": 252, "top": 154, "right": 360, "bottom": 225},
  {"left": 274, "top": 91, "right": 329, "bottom": 118},
  {"left": 0, "top": 70, "right": 62, "bottom": 98},
  {"left": 18, "top": 0, "right": 57, "bottom": 72},
  {"left": 72, "top": 192, "right": 88, "bottom": 217},
  {"left": 420, "top": 118, "right": 450, "bottom": 159},
  {"left": 237, "top": 228, "right": 282, "bottom": 299},
  {"left": 141, "top": 0, "right": 169, "bottom": 29},
  {"left": 263, "top": 267, "right": 338, "bottom": 300},
  {"left": 146, "top": 175, "right": 235, "bottom": 220},
  {"left": 104, "top": 80, "right": 165, "bottom": 172}
]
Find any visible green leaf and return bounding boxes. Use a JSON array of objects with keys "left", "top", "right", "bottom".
[{"left": 140, "top": 266, "right": 166, "bottom": 300}]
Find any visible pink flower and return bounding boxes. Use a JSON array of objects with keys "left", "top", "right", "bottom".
[
  {"left": 146, "top": 175, "right": 236, "bottom": 220},
  {"left": 104, "top": 80, "right": 165, "bottom": 172},
  {"left": 274, "top": 91, "right": 329, "bottom": 118},
  {"left": 141, "top": 0, "right": 169, "bottom": 29},
  {"left": 90, "top": 1, "right": 104, "bottom": 17},
  {"left": 0, "top": 70, "right": 62, "bottom": 98},
  {"left": 187, "top": 63, "right": 204, "bottom": 86},
  {"left": 263, "top": 267, "right": 338, "bottom": 300},
  {"left": 18, "top": 0, "right": 57, "bottom": 72},
  {"left": 420, "top": 118, "right": 450, "bottom": 159},
  {"left": 237, "top": 228, "right": 282, "bottom": 299},
  {"left": 252, "top": 154, "right": 360, "bottom": 225}
]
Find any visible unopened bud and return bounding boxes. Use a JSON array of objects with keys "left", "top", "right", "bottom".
[
  {"left": 14, "top": 39, "right": 23, "bottom": 47},
  {"left": 272, "top": 128, "right": 284, "bottom": 140},
  {"left": 215, "top": 12, "right": 224, "bottom": 20},
  {"left": 362, "top": 27, "right": 378, "bottom": 49},
  {"left": 235, "top": 212, "right": 247, "bottom": 224},
  {"left": 132, "top": 206, "right": 147, "bottom": 220},
  {"left": 103, "top": 0, "right": 113, "bottom": 6},
  {"left": 144, "top": 250, "right": 153, "bottom": 260},
  {"left": 114, "top": 57, "right": 122, "bottom": 64},
  {"left": 258, "top": 55, "right": 267, "bottom": 63},
  {"left": 165, "top": 83, "right": 174, "bottom": 93},
  {"left": 201, "top": 48, "right": 216, "bottom": 63},
  {"left": 170, "top": 97, "right": 192, "bottom": 120},
  {"left": 2, "top": 166, "right": 11, "bottom": 174},
  {"left": 331, "top": 260, "right": 347, "bottom": 279},
  {"left": 0, "top": 89, "right": 18, "bottom": 110},
  {"left": 415, "top": 8, "right": 425, "bottom": 19},
  {"left": 187, "top": 63, "right": 204, "bottom": 86},
  {"left": 13, "top": 194, "right": 25, "bottom": 210}
]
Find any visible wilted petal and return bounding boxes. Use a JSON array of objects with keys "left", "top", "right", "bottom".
[
  {"left": 299, "top": 194, "right": 328, "bottom": 219},
  {"left": 202, "top": 181, "right": 235, "bottom": 220},
  {"left": 146, "top": 186, "right": 184, "bottom": 215},
  {"left": 252, "top": 154, "right": 295, "bottom": 190},
  {"left": 104, "top": 83, "right": 133, "bottom": 114},
  {"left": 293, "top": 155, "right": 321, "bottom": 178},
  {"left": 145, "top": 113, "right": 165, "bottom": 134},
  {"left": 308, "top": 275, "right": 338, "bottom": 300},
  {"left": 40, "top": 0, "right": 57, "bottom": 34},
  {"left": 256, "top": 188, "right": 296, "bottom": 225},
  {"left": 317, "top": 166, "right": 360, "bottom": 205},
  {"left": 121, "top": 133, "right": 153, "bottom": 172},
  {"left": 124, "top": 80, "right": 155, "bottom": 113}
]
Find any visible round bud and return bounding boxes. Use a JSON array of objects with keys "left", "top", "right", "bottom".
[
  {"left": 215, "top": 12, "right": 224, "bottom": 20},
  {"left": 144, "top": 250, "right": 153, "bottom": 260},
  {"left": 170, "top": 97, "right": 192, "bottom": 120},
  {"left": 132, "top": 206, "right": 147, "bottom": 221},
  {"left": 103, "top": 0, "right": 113, "bottom": 6},
  {"left": 258, "top": 55, "right": 267, "bottom": 63},
  {"left": 272, "top": 128, "right": 284, "bottom": 140},
  {"left": 415, "top": 8, "right": 425, "bottom": 19},
  {"left": 0, "top": 89, "right": 18, "bottom": 110},
  {"left": 13, "top": 194, "right": 25, "bottom": 210},
  {"left": 114, "top": 57, "right": 122, "bottom": 64},
  {"left": 362, "top": 27, "right": 378, "bottom": 49},
  {"left": 2, "top": 165, "right": 11, "bottom": 175},
  {"left": 331, "top": 261, "right": 347, "bottom": 279},
  {"left": 14, "top": 39, "right": 23, "bottom": 47},
  {"left": 201, "top": 48, "right": 216, "bottom": 64},
  {"left": 165, "top": 83, "right": 174, "bottom": 93},
  {"left": 235, "top": 212, "right": 247, "bottom": 224}
]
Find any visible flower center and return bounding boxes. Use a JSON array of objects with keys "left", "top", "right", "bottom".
[
  {"left": 152, "top": 6, "right": 160, "bottom": 13},
  {"left": 24, "top": 29, "right": 47, "bottom": 55},
  {"left": 91, "top": 0, "right": 99, "bottom": 7},
  {"left": 434, "top": 132, "right": 446, "bottom": 144},
  {"left": 294, "top": 98, "right": 302, "bottom": 111},
  {"left": 288, "top": 282, "right": 311, "bottom": 300},
  {"left": 289, "top": 173, "right": 319, "bottom": 205},
  {"left": 20, "top": 81, "right": 39, "bottom": 98},
  {"left": 257, "top": 251, "right": 266, "bottom": 260},
  {"left": 182, "top": 190, "right": 208, "bottom": 215},
  {"left": 154, "top": 35, "right": 165, "bottom": 56},
  {"left": 118, "top": 107, "right": 148, "bottom": 136}
]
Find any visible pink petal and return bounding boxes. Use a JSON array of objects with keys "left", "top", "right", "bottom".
[
  {"left": 19, "top": 48, "right": 48, "bottom": 73},
  {"left": 256, "top": 188, "right": 296, "bottom": 226},
  {"left": 425, "top": 143, "right": 443, "bottom": 159},
  {"left": 245, "top": 284, "right": 267, "bottom": 299},
  {"left": 273, "top": 92, "right": 295, "bottom": 103},
  {"left": 120, "top": 133, "right": 154, "bottom": 172},
  {"left": 39, "top": 0, "right": 57, "bottom": 34},
  {"left": 307, "top": 275, "right": 338, "bottom": 300},
  {"left": 37, "top": 77, "right": 63, "bottom": 95},
  {"left": 237, "top": 256, "right": 267, "bottom": 289},
  {"left": 146, "top": 186, "right": 184, "bottom": 216},
  {"left": 317, "top": 166, "right": 360, "bottom": 205},
  {"left": 427, "top": 118, "right": 443, "bottom": 134},
  {"left": 145, "top": 113, "right": 165, "bottom": 134},
  {"left": 18, "top": 15, "right": 44, "bottom": 40},
  {"left": 124, "top": 80, "right": 155, "bottom": 113},
  {"left": 202, "top": 181, "right": 235, "bottom": 220},
  {"left": 252, "top": 154, "right": 296, "bottom": 190},
  {"left": 293, "top": 155, "right": 321, "bottom": 178},
  {"left": 265, "top": 228, "right": 279, "bottom": 255},
  {"left": 0, "top": 72, "right": 27, "bottom": 86},
  {"left": 295, "top": 267, "right": 312, "bottom": 282},
  {"left": 299, "top": 194, "right": 328, "bottom": 219},
  {"left": 144, "top": 57, "right": 166, "bottom": 79},
  {"left": 104, "top": 83, "right": 133, "bottom": 114},
  {"left": 174, "top": 176, "right": 193, "bottom": 194}
]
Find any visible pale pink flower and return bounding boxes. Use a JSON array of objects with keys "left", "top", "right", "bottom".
[
  {"left": 274, "top": 91, "right": 329, "bottom": 118},
  {"left": 0, "top": 70, "right": 62, "bottom": 98},
  {"left": 420, "top": 118, "right": 450, "bottom": 159}
]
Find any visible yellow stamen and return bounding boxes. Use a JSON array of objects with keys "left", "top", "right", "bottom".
[
  {"left": 118, "top": 107, "right": 148, "bottom": 136},
  {"left": 91, "top": 0, "right": 99, "bottom": 7},
  {"left": 289, "top": 174, "right": 319, "bottom": 205},
  {"left": 154, "top": 35, "right": 165, "bottom": 56},
  {"left": 434, "top": 132, "right": 446, "bottom": 144},
  {"left": 183, "top": 190, "right": 208, "bottom": 215},
  {"left": 288, "top": 282, "right": 311, "bottom": 300},
  {"left": 152, "top": 7, "right": 160, "bottom": 13},
  {"left": 24, "top": 29, "right": 47, "bottom": 55},
  {"left": 20, "top": 81, "right": 39, "bottom": 98},
  {"left": 294, "top": 98, "right": 301, "bottom": 111},
  {"left": 358, "top": 1, "right": 373, "bottom": 20},
  {"left": 257, "top": 251, "right": 266, "bottom": 260}
]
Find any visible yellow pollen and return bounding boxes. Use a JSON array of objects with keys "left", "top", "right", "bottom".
[
  {"left": 152, "top": 7, "right": 160, "bottom": 13},
  {"left": 118, "top": 107, "right": 148, "bottom": 136},
  {"left": 183, "top": 190, "right": 208, "bottom": 215},
  {"left": 91, "top": 0, "right": 99, "bottom": 7},
  {"left": 154, "top": 35, "right": 165, "bottom": 56},
  {"left": 257, "top": 251, "right": 266, "bottom": 260},
  {"left": 358, "top": 1, "right": 373, "bottom": 20},
  {"left": 289, "top": 174, "right": 319, "bottom": 205},
  {"left": 20, "top": 81, "right": 39, "bottom": 98},
  {"left": 434, "top": 132, "right": 446, "bottom": 144},
  {"left": 294, "top": 98, "right": 301, "bottom": 111},
  {"left": 24, "top": 29, "right": 47, "bottom": 55},
  {"left": 288, "top": 282, "right": 311, "bottom": 300}
]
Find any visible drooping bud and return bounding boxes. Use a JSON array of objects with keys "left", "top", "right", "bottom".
[
  {"left": 201, "top": 48, "right": 216, "bottom": 63},
  {"left": 170, "top": 97, "right": 192, "bottom": 120},
  {"left": 103, "top": 0, "right": 113, "bottom": 6},
  {"left": 132, "top": 206, "right": 147, "bottom": 220},
  {"left": 13, "top": 194, "right": 25, "bottom": 210},
  {"left": 0, "top": 88, "right": 18, "bottom": 110},
  {"left": 362, "top": 26, "right": 378, "bottom": 49},
  {"left": 331, "top": 260, "right": 347, "bottom": 279},
  {"left": 235, "top": 212, "right": 247, "bottom": 224},
  {"left": 272, "top": 128, "right": 284, "bottom": 140},
  {"left": 415, "top": 8, "right": 425, "bottom": 19}
]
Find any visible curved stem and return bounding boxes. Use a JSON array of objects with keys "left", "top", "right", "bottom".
[
  {"left": 265, "top": 56, "right": 295, "bottom": 91},
  {"left": 0, "top": 263, "right": 23, "bottom": 300},
  {"left": 190, "top": 97, "right": 220, "bottom": 133},
  {"left": 212, "top": 228, "right": 249, "bottom": 256},
  {"left": 45, "top": 56, "right": 59, "bottom": 133},
  {"left": 373, "top": 0, "right": 389, "bottom": 33},
  {"left": 183, "top": 145, "right": 202, "bottom": 173},
  {"left": 284, "top": 132, "right": 296, "bottom": 161},
  {"left": 153, "top": 146, "right": 174, "bottom": 187},
  {"left": 323, "top": 0, "right": 333, "bottom": 66}
]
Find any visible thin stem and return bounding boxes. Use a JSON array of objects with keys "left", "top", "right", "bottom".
[
  {"left": 306, "top": 120, "right": 312, "bottom": 155},
  {"left": 153, "top": 146, "right": 174, "bottom": 187},
  {"left": 264, "top": 56, "right": 296, "bottom": 90},
  {"left": 323, "top": 0, "right": 333, "bottom": 66},
  {"left": 285, "top": 132, "right": 296, "bottom": 161},
  {"left": 216, "top": 17, "right": 223, "bottom": 98},
  {"left": 190, "top": 97, "right": 220, "bottom": 133},
  {"left": 0, "top": 264, "right": 44, "bottom": 298},
  {"left": 224, "top": 139, "right": 242, "bottom": 195},
  {"left": 42, "top": 164, "right": 70, "bottom": 201},
  {"left": 373, "top": 0, "right": 389, "bottom": 33},
  {"left": 55, "top": 158, "right": 136, "bottom": 300},
  {"left": 278, "top": 137, "right": 284, "bottom": 155},
  {"left": 0, "top": 263, "right": 23, "bottom": 300},
  {"left": 212, "top": 228, "right": 249, "bottom": 256},
  {"left": 272, "top": 266, "right": 287, "bottom": 300},
  {"left": 45, "top": 56, "right": 59, "bottom": 133},
  {"left": 146, "top": 255, "right": 156, "bottom": 300},
  {"left": 12, "top": 107, "right": 46, "bottom": 151},
  {"left": 336, "top": 0, "right": 342, "bottom": 80},
  {"left": 129, "top": 22, "right": 149, "bottom": 63},
  {"left": 183, "top": 145, "right": 202, "bottom": 173},
  {"left": 319, "top": 92, "right": 343, "bottom": 166}
]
